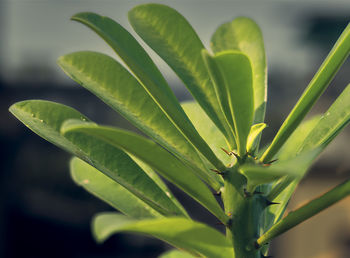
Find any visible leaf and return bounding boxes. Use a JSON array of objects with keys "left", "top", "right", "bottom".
[
  {"left": 247, "top": 123, "right": 267, "bottom": 153},
  {"left": 71, "top": 12, "right": 226, "bottom": 173},
  {"left": 58, "top": 51, "right": 221, "bottom": 191},
  {"left": 9, "top": 100, "right": 185, "bottom": 217},
  {"left": 129, "top": 155, "right": 188, "bottom": 217},
  {"left": 62, "top": 121, "right": 229, "bottom": 224},
  {"left": 258, "top": 179, "right": 350, "bottom": 246},
  {"left": 70, "top": 157, "right": 162, "bottom": 219},
  {"left": 300, "top": 83, "right": 350, "bottom": 152},
  {"left": 128, "top": 4, "right": 235, "bottom": 148},
  {"left": 201, "top": 50, "right": 236, "bottom": 143},
  {"left": 181, "top": 101, "right": 234, "bottom": 166},
  {"left": 261, "top": 23, "right": 350, "bottom": 163},
  {"left": 158, "top": 249, "right": 194, "bottom": 258},
  {"left": 213, "top": 51, "right": 254, "bottom": 157},
  {"left": 93, "top": 213, "right": 234, "bottom": 258},
  {"left": 211, "top": 17, "right": 267, "bottom": 127}
]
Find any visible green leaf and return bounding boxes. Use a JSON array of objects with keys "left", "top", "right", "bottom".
[
  {"left": 247, "top": 123, "right": 267, "bottom": 153},
  {"left": 58, "top": 51, "right": 221, "bottom": 191},
  {"left": 71, "top": 12, "right": 226, "bottom": 173},
  {"left": 93, "top": 213, "right": 234, "bottom": 258},
  {"left": 300, "top": 83, "right": 350, "bottom": 152},
  {"left": 211, "top": 17, "right": 267, "bottom": 128},
  {"left": 129, "top": 155, "right": 188, "bottom": 217},
  {"left": 181, "top": 101, "right": 234, "bottom": 166},
  {"left": 213, "top": 51, "right": 254, "bottom": 157},
  {"left": 201, "top": 50, "right": 236, "bottom": 144},
  {"left": 158, "top": 249, "right": 194, "bottom": 258},
  {"left": 70, "top": 157, "right": 162, "bottom": 219},
  {"left": 9, "top": 100, "right": 185, "bottom": 217},
  {"left": 258, "top": 179, "right": 350, "bottom": 246},
  {"left": 128, "top": 4, "right": 235, "bottom": 148},
  {"left": 261, "top": 23, "right": 350, "bottom": 163},
  {"left": 62, "top": 121, "right": 228, "bottom": 224}
]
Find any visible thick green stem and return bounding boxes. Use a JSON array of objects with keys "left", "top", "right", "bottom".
[{"left": 222, "top": 164, "right": 264, "bottom": 258}]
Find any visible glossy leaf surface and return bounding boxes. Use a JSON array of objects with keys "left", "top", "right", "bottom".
[
  {"left": 58, "top": 51, "right": 221, "bottom": 191},
  {"left": 70, "top": 157, "right": 162, "bottom": 219},
  {"left": 71, "top": 11, "right": 225, "bottom": 173},
  {"left": 211, "top": 17, "right": 267, "bottom": 127},
  {"left": 62, "top": 121, "right": 228, "bottom": 224},
  {"left": 9, "top": 100, "right": 184, "bottom": 217},
  {"left": 128, "top": 4, "right": 235, "bottom": 147},
  {"left": 93, "top": 213, "right": 233, "bottom": 258},
  {"left": 214, "top": 51, "right": 254, "bottom": 157},
  {"left": 247, "top": 123, "right": 267, "bottom": 153}
]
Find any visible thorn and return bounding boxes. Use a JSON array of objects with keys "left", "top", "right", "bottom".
[
  {"left": 221, "top": 147, "right": 231, "bottom": 156},
  {"left": 267, "top": 159, "right": 278, "bottom": 164},
  {"left": 231, "top": 152, "right": 240, "bottom": 159},
  {"left": 214, "top": 191, "right": 221, "bottom": 196},
  {"left": 210, "top": 169, "right": 224, "bottom": 175},
  {"left": 265, "top": 199, "right": 280, "bottom": 206},
  {"left": 244, "top": 188, "right": 253, "bottom": 198},
  {"left": 216, "top": 222, "right": 225, "bottom": 226},
  {"left": 263, "top": 163, "right": 271, "bottom": 167}
]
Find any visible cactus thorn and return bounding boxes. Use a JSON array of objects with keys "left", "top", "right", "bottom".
[
  {"left": 267, "top": 159, "right": 278, "bottom": 164},
  {"left": 221, "top": 147, "right": 231, "bottom": 156},
  {"left": 266, "top": 199, "right": 280, "bottom": 206},
  {"left": 210, "top": 168, "right": 224, "bottom": 175}
]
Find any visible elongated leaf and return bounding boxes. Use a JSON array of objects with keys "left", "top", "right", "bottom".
[
  {"left": 62, "top": 121, "right": 228, "bottom": 224},
  {"left": 202, "top": 50, "right": 236, "bottom": 143},
  {"left": 9, "top": 100, "right": 185, "bottom": 217},
  {"left": 300, "top": 83, "right": 350, "bottom": 152},
  {"left": 129, "top": 155, "right": 188, "bottom": 217},
  {"left": 261, "top": 23, "right": 350, "bottom": 163},
  {"left": 247, "top": 123, "right": 267, "bottom": 153},
  {"left": 214, "top": 51, "right": 254, "bottom": 157},
  {"left": 128, "top": 4, "right": 235, "bottom": 148},
  {"left": 58, "top": 51, "right": 221, "bottom": 191},
  {"left": 159, "top": 250, "right": 194, "bottom": 258},
  {"left": 258, "top": 179, "right": 350, "bottom": 246},
  {"left": 93, "top": 213, "right": 234, "bottom": 258},
  {"left": 71, "top": 12, "right": 225, "bottom": 173},
  {"left": 211, "top": 17, "right": 267, "bottom": 128},
  {"left": 181, "top": 101, "right": 234, "bottom": 166},
  {"left": 70, "top": 157, "right": 162, "bottom": 219}
]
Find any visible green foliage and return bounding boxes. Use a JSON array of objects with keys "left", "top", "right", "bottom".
[{"left": 9, "top": 3, "right": 350, "bottom": 258}]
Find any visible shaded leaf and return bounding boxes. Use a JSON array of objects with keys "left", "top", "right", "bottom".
[
  {"left": 213, "top": 51, "right": 254, "bottom": 157},
  {"left": 62, "top": 121, "right": 228, "bottom": 224},
  {"left": 70, "top": 157, "right": 162, "bottom": 219},
  {"left": 93, "top": 213, "right": 233, "bottom": 258}
]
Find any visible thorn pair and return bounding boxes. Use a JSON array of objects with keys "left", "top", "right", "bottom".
[
  {"left": 210, "top": 168, "right": 224, "bottom": 175},
  {"left": 263, "top": 159, "right": 278, "bottom": 167},
  {"left": 221, "top": 148, "right": 239, "bottom": 159}
]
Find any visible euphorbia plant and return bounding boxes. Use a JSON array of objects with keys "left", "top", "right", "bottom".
[{"left": 9, "top": 3, "right": 350, "bottom": 258}]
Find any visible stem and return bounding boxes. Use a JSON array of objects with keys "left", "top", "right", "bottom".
[
  {"left": 222, "top": 165, "right": 264, "bottom": 258},
  {"left": 257, "top": 179, "right": 350, "bottom": 246}
]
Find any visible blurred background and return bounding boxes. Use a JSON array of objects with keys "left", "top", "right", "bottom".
[{"left": 1, "top": 0, "right": 350, "bottom": 257}]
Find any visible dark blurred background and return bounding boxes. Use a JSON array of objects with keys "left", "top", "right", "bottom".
[{"left": 1, "top": 0, "right": 350, "bottom": 257}]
